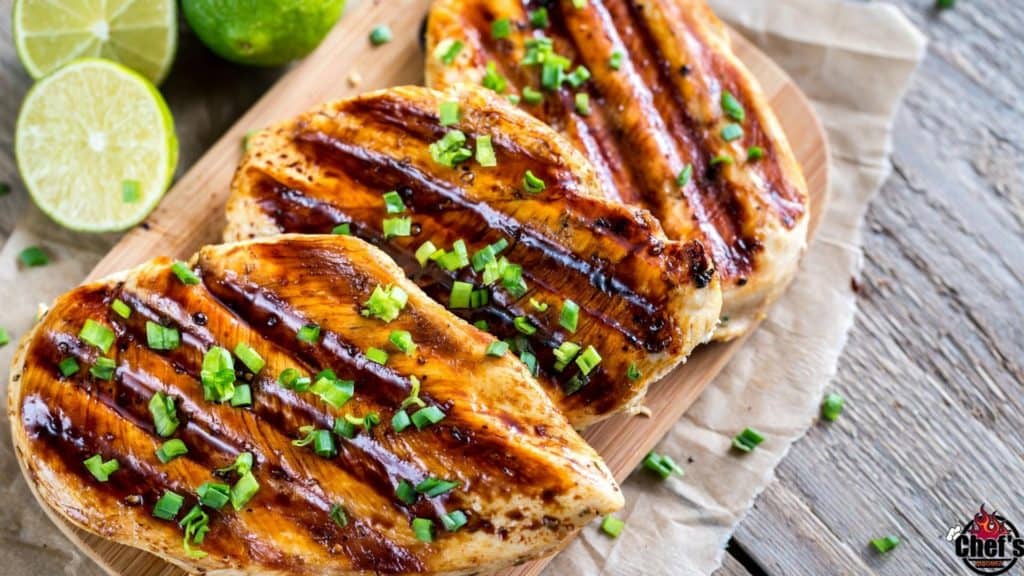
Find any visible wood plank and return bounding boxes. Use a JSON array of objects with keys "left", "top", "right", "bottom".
[
  {"left": 731, "top": 0, "right": 1024, "bottom": 574},
  {"left": 716, "top": 552, "right": 756, "bottom": 576}
]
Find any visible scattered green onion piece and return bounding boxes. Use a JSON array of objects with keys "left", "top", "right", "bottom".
[
  {"left": 627, "top": 362, "right": 642, "bottom": 381},
  {"left": 201, "top": 346, "right": 236, "bottom": 402},
  {"left": 437, "top": 239, "right": 471, "bottom": 271},
  {"left": 821, "top": 393, "right": 845, "bottom": 421},
  {"left": 677, "top": 164, "right": 693, "bottom": 187},
  {"left": 936, "top": 0, "right": 954, "bottom": 8},
  {"left": 439, "top": 101, "right": 460, "bottom": 127},
  {"left": 392, "top": 409, "right": 412, "bottom": 433},
  {"left": 362, "top": 285, "right": 409, "bottom": 322},
  {"left": 486, "top": 340, "right": 509, "bottom": 357},
  {"left": 121, "top": 179, "right": 141, "bottom": 203},
  {"left": 170, "top": 261, "right": 200, "bottom": 285},
  {"left": 79, "top": 319, "right": 115, "bottom": 353},
  {"left": 522, "top": 170, "right": 546, "bottom": 193},
  {"left": 721, "top": 123, "right": 743, "bottom": 142},
  {"left": 179, "top": 505, "right": 210, "bottom": 558},
  {"left": 230, "top": 384, "right": 252, "bottom": 407},
  {"left": 197, "top": 482, "right": 230, "bottom": 510},
  {"left": 522, "top": 86, "right": 543, "bottom": 104},
  {"left": 507, "top": 94, "right": 521, "bottom": 105},
  {"left": 382, "top": 190, "right": 407, "bottom": 214},
  {"left": 89, "top": 357, "right": 116, "bottom": 380},
  {"left": 575, "top": 92, "right": 591, "bottom": 116},
  {"left": 332, "top": 223, "right": 351, "bottom": 235},
  {"left": 146, "top": 321, "right": 180, "bottom": 351},
  {"left": 383, "top": 216, "right": 412, "bottom": 238},
  {"left": 560, "top": 300, "right": 580, "bottom": 333},
  {"left": 233, "top": 343, "right": 265, "bottom": 374},
  {"left": 609, "top": 51, "right": 624, "bottom": 70},
  {"left": 366, "top": 347, "right": 389, "bottom": 365},
  {"left": 297, "top": 323, "right": 321, "bottom": 343},
  {"left": 732, "top": 427, "right": 765, "bottom": 452},
  {"left": 429, "top": 130, "right": 473, "bottom": 167},
  {"left": 18, "top": 246, "right": 49, "bottom": 267},
  {"left": 329, "top": 503, "right": 349, "bottom": 527},
  {"left": 344, "top": 412, "right": 381, "bottom": 433},
  {"left": 469, "top": 288, "right": 489, "bottom": 308},
  {"left": 216, "top": 452, "right": 253, "bottom": 476},
  {"left": 413, "top": 518, "right": 436, "bottom": 542},
  {"left": 58, "top": 357, "right": 80, "bottom": 377},
  {"left": 415, "top": 241, "right": 439, "bottom": 267},
  {"left": 575, "top": 345, "right": 602, "bottom": 375},
  {"left": 313, "top": 429, "right": 337, "bottom": 457},
  {"left": 492, "top": 17, "right": 512, "bottom": 39},
  {"left": 311, "top": 376, "right": 354, "bottom": 409},
  {"left": 566, "top": 65, "right": 591, "bottom": 88},
  {"left": 83, "top": 454, "right": 119, "bottom": 482},
  {"left": 520, "top": 350, "right": 539, "bottom": 375},
  {"left": 111, "top": 299, "right": 132, "bottom": 319},
  {"left": 415, "top": 477, "right": 459, "bottom": 497},
  {"left": 156, "top": 438, "right": 189, "bottom": 463},
  {"left": 476, "top": 135, "right": 497, "bottom": 167},
  {"left": 333, "top": 417, "right": 357, "bottom": 439},
  {"left": 389, "top": 330, "right": 416, "bottom": 355},
  {"left": 435, "top": 39, "right": 464, "bottom": 65},
  {"left": 400, "top": 375, "right": 426, "bottom": 409},
  {"left": 747, "top": 146, "right": 765, "bottom": 161},
  {"left": 572, "top": 0, "right": 588, "bottom": 7},
  {"left": 642, "top": 451, "right": 684, "bottom": 480},
  {"left": 149, "top": 391, "right": 180, "bottom": 437},
  {"left": 0, "top": 328, "right": 8, "bottom": 347},
  {"left": 482, "top": 61, "right": 508, "bottom": 93},
  {"left": 553, "top": 341, "right": 581, "bottom": 372},
  {"left": 513, "top": 316, "right": 537, "bottom": 335},
  {"left": 396, "top": 480, "right": 417, "bottom": 505},
  {"left": 601, "top": 515, "right": 625, "bottom": 538},
  {"left": 473, "top": 320, "right": 489, "bottom": 331},
  {"left": 540, "top": 60, "right": 564, "bottom": 90},
  {"left": 871, "top": 535, "right": 900, "bottom": 553},
  {"left": 710, "top": 154, "right": 734, "bottom": 167},
  {"left": 449, "top": 281, "right": 474, "bottom": 309},
  {"left": 369, "top": 25, "right": 393, "bottom": 46},
  {"left": 530, "top": 298, "right": 548, "bottom": 312},
  {"left": 442, "top": 510, "right": 469, "bottom": 532},
  {"left": 153, "top": 490, "right": 185, "bottom": 520},
  {"left": 411, "top": 405, "right": 446, "bottom": 430},
  {"left": 230, "top": 471, "right": 260, "bottom": 510},
  {"left": 529, "top": 7, "right": 549, "bottom": 28},
  {"left": 721, "top": 90, "right": 746, "bottom": 122}
]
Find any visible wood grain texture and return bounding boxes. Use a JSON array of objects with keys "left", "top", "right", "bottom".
[
  {"left": 0, "top": 1, "right": 828, "bottom": 575},
  {"left": 727, "top": 0, "right": 1024, "bottom": 574}
]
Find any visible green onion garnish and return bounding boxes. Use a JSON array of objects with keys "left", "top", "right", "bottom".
[
  {"left": 146, "top": 321, "right": 180, "bottom": 351},
  {"left": 609, "top": 51, "right": 624, "bottom": 70},
  {"left": 297, "top": 323, "right": 321, "bottom": 343},
  {"left": 601, "top": 515, "right": 625, "bottom": 538},
  {"left": 389, "top": 330, "right": 416, "bottom": 355},
  {"left": 439, "top": 101, "right": 460, "bottom": 127},
  {"left": 470, "top": 288, "right": 489, "bottom": 308},
  {"left": 575, "top": 92, "right": 591, "bottom": 116},
  {"left": 0, "top": 182, "right": 9, "bottom": 195},
  {"left": 560, "top": 300, "right": 580, "bottom": 333},
  {"left": 197, "top": 482, "right": 230, "bottom": 510},
  {"left": 566, "top": 65, "right": 591, "bottom": 88},
  {"left": 530, "top": 298, "right": 549, "bottom": 312},
  {"left": 79, "top": 319, "right": 115, "bottom": 353},
  {"left": 200, "top": 346, "right": 236, "bottom": 402},
  {"left": 936, "top": 0, "right": 954, "bottom": 8},
  {"left": 396, "top": 479, "right": 417, "bottom": 504},
  {"left": 400, "top": 375, "right": 426, "bottom": 409},
  {"left": 366, "top": 347, "right": 389, "bottom": 365},
  {"left": 382, "top": 216, "right": 412, "bottom": 238},
  {"left": 311, "top": 374, "right": 354, "bottom": 409},
  {"left": 541, "top": 60, "right": 565, "bottom": 90},
  {"left": 449, "top": 281, "right": 474, "bottom": 309},
  {"left": 156, "top": 438, "right": 188, "bottom": 463},
  {"left": 230, "top": 384, "right": 252, "bottom": 407},
  {"left": 277, "top": 368, "right": 311, "bottom": 392},
  {"left": 89, "top": 357, "right": 116, "bottom": 380},
  {"left": 179, "top": 505, "right": 210, "bottom": 559},
  {"left": 821, "top": 393, "right": 844, "bottom": 421},
  {"left": 513, "top": 316, "right": 537, "bottom": 335},
  {"left": 476, "top": 135, "right": 497, "bottom": 167},
  {"left": 332, "top": 222, "right": 351, "bottom": 235},
  {"left": 415, "top": 477, "right": 459, "bottom": 497},
  {"left": 153, "top": 490, "right": 184, "bottom": 520},
  {"left": 642, "top": 451, "right": 684, "bottom": 480},
  {"left": 710, "top": 154, "right": 734, "bottom": 167},
  {"left": 429, "top": 130, "right": 473, "bottom": 167},
  {"left": 121, "top": 179, "right": 141, "bottom": 203},
  {"left": 523, "top": 170, "right": 546, "bottom": 193},
  {"left": 369, "top": 25, "right": 393, "bottom": 46},
  {"left": 0, "top": 328, "right": 8, "bottom": 347},
  {"left": 529, "top": 7, "right": 549, "bottom": 28},
  {"left": 871, "top": 535, "right": 900, "bottom": 553},
  {"left": 344, "top": 411, "right": 381, "bottom": 433},
  {"left": 170, "top": 261, "right": 200, "bottom": 285},
  {"left": 721, "top": 90, "right": 746, "bottom": 122},
  {"left": 392, "top": 409, "right": 412, "bottom": 432},
  {"left": 474, "top": 320, "right": 489, "bottom": 331},
  {"left": 442, "top": 510, "right": 468, "bottom": 532},
  {"left": 573, "top": 0, "right": 588, "bottom": 7},
  {"left": 330, "top": 503, "right": 349, "bottom": 527},
  {"left": 149, "top": 391, "right": 180, "bottom": 437},
  {"left": 482, "top": 61, "right": 508, "bottom": 93},
  {"left": 486, "top": 340, "right": 509, "bottom": 357},
  {"left": 111, "top": 298, "right": 131, "bottom": 319},
  {"left": 231, "top": 471, "right": 260, "bottom": 510},
  {"left": 18, "top": 246, "right": 49, "bottom": 267},
  {"left": 435, "top": 39, "right": 464, "bottom": 65},
  {"left": 216, "top": 451, "right": 254, "bottom": 476},
  {"left": 522, "top": 86, "right": 543, "bottom": 104},
  {"left": 627, "top": 362, "right": 641, "bottom": 381},
  {"left": 492, "top": 17, "right": 512, "bottom": 39},
  {"left": 677, "top": 164, "right": 693, "bottom": 187},
  {"left": 411, "top": 405, "right": 446, "bottom": 430},
  {"left": 507, "top": 94, "right": 521, "bottom": 105},
  {"left": 333, "top": 416, "right": 357, "bottom": 439},
  {"left": 382, "top": 190, "right": 407, "bottom": 214},
  {"left": 234, "top": 343, "right": 265, "bottom": 374},
  {"left": 58, "top": 357, "right": 80, "bottom": 377},
  {"left": 412, "top": 518, "right": 436, "bottom": 542},
  {"left": 553, "top": 341, "right": 581, "bottom": 372},
  {"left": 83, "top": 454, "right": 119, "bottom": 482},
  {"left": 721, "top": 123, "right": 743, "bottom": 142},
  {"left": 436, "top": 239, "right": 470, "bottom": 271},
  {"left": 362, "top": 284, "right": 409, "bottom": 322},
  {"left": 520, "top": 350, "right": 539, "bottom": 375},
  {"left": 747, "top": 146, "right": 765, "bottom": 161},
  {"left": 732, "top": 427, "right": 765, "bottom": 452},
  {"left": 292, "top": 425, "right": 337, "bottom": 458},
  {"left": 575, "top": 345, "right": 602, "bottom": 375}
]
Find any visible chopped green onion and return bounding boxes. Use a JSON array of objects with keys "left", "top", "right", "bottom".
[
  {"left": 83, "top": 454, "right": 119, "bottom": 482},
  {"left": 476, "top": 135, "right": 497, "bottom": 167},
  {"left": 747, "top": 146, "right": 765, "bottom": 161},
  {"left": 383, "top": 216, "right": 412, "bottom": 238},
  {"left": 482, "top": 61, "right": 508, "bottom": 93},
  {"left": 677, "top": 164, "right": 693, "bottom": 187},
  {"left": 601, "top": 515, "right": 625, "bottom": 538},
  {"left": 492, "top": 18, "right": 512, "bottom": 39},
  {"left": 18, "top": 246, "right": 49, "bottom": 267},
  {"left": 58, "top": 357, "right": 80, "bottom": 377},
  {"left": 486, "top": 340, "right": 509, "bottom": 357},
  {"left": 330, "top": 503, "right": 349, "bottom": 527},
  {"left": 721, "top": 123, "right": 743, "bottom": 142},
  {"left": 121, "top": 179, "right": 141, "bottom": 203},
  {"left": 333, "top": 416, "right": 357, "bottom": 439},
  {"left": 566, "top": 65, "right": 591, "bottom": 88},
  {"left": 415, "top": 241, "right": 439, "bottom": 267},
  {"left": 297, "top": 323, "right": 321, "bottom": 343},
  {"left": 530, "top": 298, "right": 549, "bottom": 312},
  {"left": 201, "top": 346, "right": 236, "bottom": 402},
  {"left": 230, "top": 384, "right": 252, "bottom": 407},
  {"left": 400, "top": 375, "right": 426, "bottom": 409},
  {"left": 473, "top": 320, "right": 489, "bottom": 331},
  {"left": 541, "top": 60, "right": 565, "bottom": 90},
  {"left": 435, "top": 39, "right": 464, "bottom": 65},
  {"left": 156, "top": 438, "right": 188, "bottom": 463},
  {"left": 513, "top": 316, "right": 537, "bottom": 335},
  {"left": 529, "top": 7, "right": 549, "bottom": 28},
  {"left": 522, "top": 86, "right": 543, "bottom": 104},
  {"left": 575, "top": 92, "right": 591, "bottom": 116},
  {"left": 149, "top": 391, "right": 180, "bottom": 437},
  {"left": 411, "top": 405, "right": 446, "bottom": 430},
  {"left": 366, "top": 347, "right": 389, "bottom": 365},
  {"left": 311, "top": 375, "right": 354, "bottom": 409},
  {"left": 871, "top": 535, "right": 900, "bottom": 553},
  {"left": 146, "top": 321, "right": 180, "bottom": 351},
  {"left": 216, "top": 451, "right": 253, "bottom": 476},
  {"left": 0, "top": 328, "right": 8, "bottom": 347},
  {"left": 553, "top": 341, "right": 581, "bottom": 372},
  {"left": 362, "top": 284, "right": 409, "bottom": 322},
  {"left": 383, "top": 190, "right": 407, "bottom": 214},
  {"left": 520, "top": 350, "right": 539, "bottom": 375},
  {"left": 449, "top": 281, "right": 474, "bottom": 309},
  {"left": 369, "top": 25, "right": 393, "bottom": 46},
  {"left": 470, "top": 239, "right": 507, "bottom": 272},
  {"left": 560, "top": 300, "right": 580, "bottom": 333},
  {"left": 332, "top": 223, "right": 351, "bottom": 235},
  {"left": 415, "top": 477, "right": 459, "bottom": 497},
  {"left": 523, "top": 170, "right": 546, "bottom": 193},
  {"left": 89, "top": 357, "right": 116, "bottom": 380},
  {"left": 721, "top": 90, "right": 746, "bottom": 122},
  {"left": 821, "top": 393, "right": 845, "bottom": 421},
  {"left": 291, "top": 426, "right": 337, "bottom": 458},
  {"left": 642, "top": 451, "right": 684, "bottom": 480},
  {"left": 710, "top": 154, "right": 734, "bottom": 167},
  {"left": 344, "top": 411, "right": 381, "bottom": 433},
  {"left": 396, "top": 479, "right": 417, "bottom": 504},
  {"left": 153, "top": 490, "right": 184, "bottom": 520},
  {"left": 442, "top": 510, "right": 468, "bottom": 532},
  {"left": 111, "top": 299, "right": 132, "bottom": 319},
  {"left": 170, "top": 261, "right": 200, "bottom": 285},
  {"left": 436, "top": 239, "right": 470, "bottom": 271},
  {"left": 439, "top": 101, "right": 460, "bottom": 127},
  {"left": 231, "top": 471, "right": 260, "bottom": 510},
  {"left": 936, "top": 0, "right": 954, "bottom": 8},
  {"left": 233, "top": 343, "right": 265, "bottom": 374},
  {"left": 506, "top": 94, "right": 521, "bottom": 105},
  {"left": 179, "top": 505, "right": 210, "bottom": 559},
  {"left": 278, "top": 368, "right": 310, "bottom": 392},
  {"left": 197, "top": 482, "right": 230, "bottom": 510},
  {"left": 389, "top": 330, "right": 416, "bottom": 355},
  {"left": 429, "top": 130, "right": 473, "bottom": 167},
  {"left": 572, "top": 0, "right": 588, "bottom": 7},
  {"left": 575, "top": 345, "right": 602, "bottom": 375},
  {"left": 609, "top": 51, "right": 624, "bottom": 70},
  {"left": 470, "top": 288, "right": 489, "bottom": 308},
  {"left": 392, "top": 409, "right": 412, "bottom": 432},
  {"left": 732, "top": 427, "right": 765, "bottom": 452},
  {"left": 413, "top": 518, "right": 436, "bottom": 542},
  {"left": 79, "top": 319, "right": 115, "bottom": 353},
  {"left": 627, "top": 362, "right": 642, "bottom": 381}
]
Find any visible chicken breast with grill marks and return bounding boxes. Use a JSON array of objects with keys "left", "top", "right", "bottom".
[
  {"left": 425, "top": 0, "right": 810, "bottom": 340},
  {"left": 224, "top": 84, "right": 722, "bottom": 428},
  {"left": 9, "top": 235, "right": 623, "bottom": 576}
]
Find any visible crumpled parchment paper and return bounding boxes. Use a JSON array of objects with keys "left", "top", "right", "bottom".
[{"left": 0, "top": 1, "right": 925, "bottom": 574}]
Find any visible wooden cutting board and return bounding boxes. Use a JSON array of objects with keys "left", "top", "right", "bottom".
[{"left": 33, "top": 0, "right": 830, "bottom": 574}]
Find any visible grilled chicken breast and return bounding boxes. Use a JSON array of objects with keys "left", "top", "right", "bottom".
[
  {"left": 425, "top": 0, "right": 809, "bottom": 340},
  {"left": 8, "top": 235, "right": 623, "bottom": 575},
  {"left": 224, "top": 84, "right": 722, "bottom": 427}
]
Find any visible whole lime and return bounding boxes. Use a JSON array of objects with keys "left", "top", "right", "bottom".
[{"left": 182, "top": 0, "right": 346, "bottom": 67}]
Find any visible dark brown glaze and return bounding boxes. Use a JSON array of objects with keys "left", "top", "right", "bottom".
[
  {"left": 426, "top": 0, "right": 809, "bottom": 326},
  {"left": 11, "top": 236, "right": 622, "bottom": 575},
  {"left": 227, "top": 85, "right": 721, "bottom": 426}
]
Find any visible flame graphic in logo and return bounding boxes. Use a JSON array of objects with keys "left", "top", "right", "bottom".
[{"left": 970, "top": 505, "right": 1010, "bottom": 540}]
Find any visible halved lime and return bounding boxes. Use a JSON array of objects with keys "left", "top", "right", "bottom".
[
  {"left": 13, "top": 0, "right": 177, "bottom": 84},
  {"left": 15, "top": 59, "right": 178, "bottom": 232}
]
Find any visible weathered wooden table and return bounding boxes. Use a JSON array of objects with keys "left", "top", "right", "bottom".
[{"left": 1, "top": 1, "right": 1020, "bottom": 575}]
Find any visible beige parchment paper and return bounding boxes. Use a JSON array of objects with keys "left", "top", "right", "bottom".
[{"left": 0, "top": 0, "right": 926, "bottom": 574}]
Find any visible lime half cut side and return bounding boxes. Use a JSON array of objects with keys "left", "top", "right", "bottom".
[
  {"left": 13, "top": 0, "right": 177, "bottom": 84},
  {"left": 15, "top": 59, "right": 178, "bottom": 233}
]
